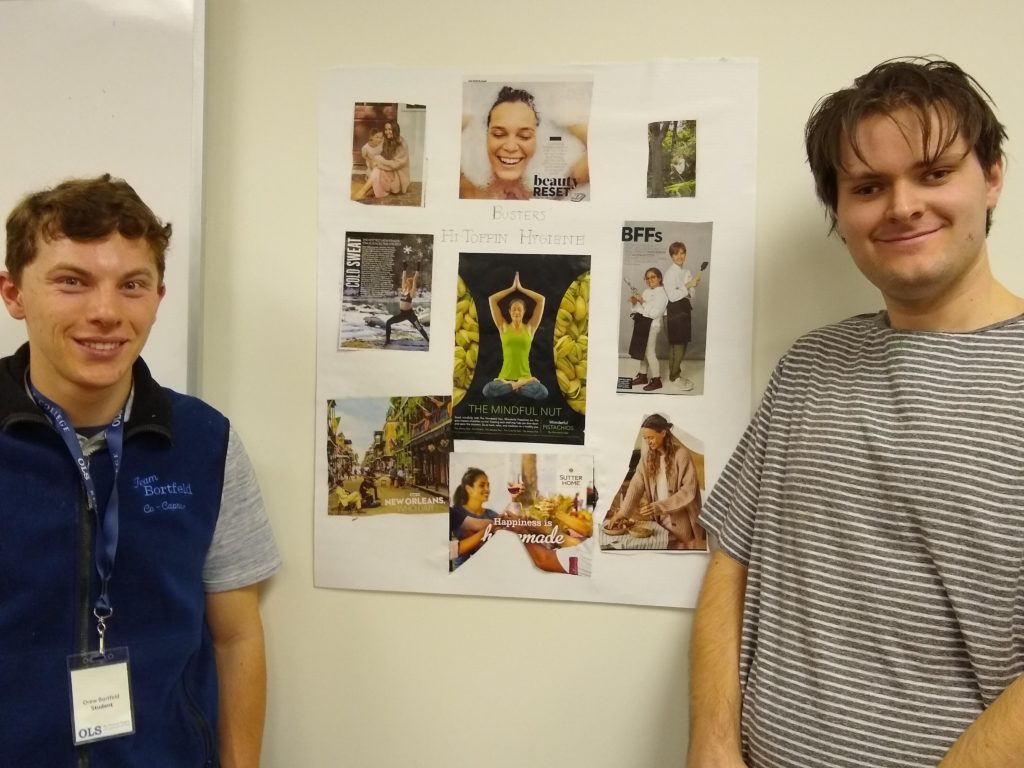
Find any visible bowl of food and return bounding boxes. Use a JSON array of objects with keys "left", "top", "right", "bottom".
[
  {"left": 602, "top": 517, "right": 635, "bottom": 536},
  {"left": 629, "top": 522, "right": 654, "bottom": 538}
]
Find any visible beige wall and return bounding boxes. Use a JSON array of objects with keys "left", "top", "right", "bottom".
[{"left": 202, "top": 2, "right": 1024, "bottom": 765}]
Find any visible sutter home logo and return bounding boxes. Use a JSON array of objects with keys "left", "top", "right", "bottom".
[{"left": 132, "top": 473, "right": 193, "bottom": 514}]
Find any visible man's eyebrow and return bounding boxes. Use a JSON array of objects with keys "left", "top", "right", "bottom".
[
  {"left": 44, "top": 262, "right": 91, "bottom": 276},
  {"left": 45, "top": 263, "right": 157, "bottom": 280},
  {"left": 927, "top": 147, "right": 971, "bottom": 166},
  {"left": 118, "top": 268, "right": 158, "bottom": 280},
  {"left": 836, "top": 165, "right": 882, "bottom": 182},
  {"left": 837, "top": 150, "right": 970, "bottom": 181}
]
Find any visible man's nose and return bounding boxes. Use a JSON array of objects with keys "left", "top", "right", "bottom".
[
  {"left": 886, "top": 179, "right": 924, "bottom": 221},
  {"left": 87, "top": 286, "right": 122, "bottom": 325}
]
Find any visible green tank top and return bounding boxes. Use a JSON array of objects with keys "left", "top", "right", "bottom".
[{"left": 497, "top": 325, "right": 532, "bottom": 379}]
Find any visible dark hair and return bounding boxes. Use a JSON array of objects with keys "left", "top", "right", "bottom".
[
  {"left": 5, "top": 174, "right": 171, "bottom": 283},
  {"left": 453, "top": 467, "right": 487, "bottom": 506},
  {"left": 805, "top": 57, "right": 1006, "bottom": 234},
  {"left": 502, "top": 295, "right": 533, "bottom": 323},
  {"left": 669, "top": 241, "right": 687, "bottom": 256},
  {"left": 644, "top": 267, "right": 663, "bottom": 282},
  {"left": 382, "top": 121, "right": 402, "bottom": 161},
  {"left": 487, "top": 86, "right": 539, "bottom": 127}
]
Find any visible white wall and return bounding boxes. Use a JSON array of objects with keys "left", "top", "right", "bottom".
[
  {"left": 0, "top": 0, "right": 202, "bottom": 392},
  {"left": 201, "top": 2, "right": 1024, "bottom": 766}
]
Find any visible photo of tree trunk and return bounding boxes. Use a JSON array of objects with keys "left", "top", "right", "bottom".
[{"left": 646, "top": 120, "right": 696, "bottom": 198}]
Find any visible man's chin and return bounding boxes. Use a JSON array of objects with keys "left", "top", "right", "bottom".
[{"left": 71, "top": 365, "right": 134, "bottom": 392}]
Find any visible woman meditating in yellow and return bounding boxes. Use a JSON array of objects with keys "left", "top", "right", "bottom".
[{"left": 483, "top": 272, "right": 548, "bottom": 400}]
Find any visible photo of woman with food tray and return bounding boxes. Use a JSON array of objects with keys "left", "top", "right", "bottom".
[{"left": 600, "top": 413, "right": 707, "bottom": 551}]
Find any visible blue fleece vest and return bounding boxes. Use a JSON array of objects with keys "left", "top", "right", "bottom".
[{"left": 0, "top": 349, "right": 228, "bottom": 767}]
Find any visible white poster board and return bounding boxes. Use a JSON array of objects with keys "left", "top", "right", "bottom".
[{"left": 315, "top": 60, "right": 757, "bottom": 608}]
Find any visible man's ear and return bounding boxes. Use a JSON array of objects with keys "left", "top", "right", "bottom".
[
  {"left": 0, "top": 272, "right": 26, "bottom": 320},
  {"left": 985, "top": 157, "right": 1005, "bottom": 210}
]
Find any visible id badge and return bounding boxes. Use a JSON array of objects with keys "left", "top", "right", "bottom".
[{"left": 67, "top": 647, "right": 135, "bottom": 745}]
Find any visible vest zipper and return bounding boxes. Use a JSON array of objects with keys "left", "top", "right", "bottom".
[
  {"left": 75, "top": 481, "right": 94, "bottom": 768},
  {"left": 182, "top": 680, "right": 216, "bottom": 766}
]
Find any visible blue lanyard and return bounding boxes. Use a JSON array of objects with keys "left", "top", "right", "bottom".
[{"left": 31, "top": 385, "right": 125, "bottom": 652}]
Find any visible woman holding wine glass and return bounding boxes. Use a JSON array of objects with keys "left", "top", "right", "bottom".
[
  {"left": 448, "top": 466, "right": 587, "bottom": 574},
  {"left": 448, "top": 468, "right": 498, "bottom": 571},
  {"left": 505, "top": 471, "right": 524, "bottom": 515}
]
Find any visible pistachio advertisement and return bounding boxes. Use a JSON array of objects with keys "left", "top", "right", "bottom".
[{"left": 452, "top": 252, "right": 590, "bottom": 444}]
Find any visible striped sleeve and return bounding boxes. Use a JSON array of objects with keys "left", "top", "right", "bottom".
[{"left": 699, "top": 358, "right": 783, "bottom": 566}]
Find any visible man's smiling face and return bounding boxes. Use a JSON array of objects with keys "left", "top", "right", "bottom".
[
  {"left": 835, "top": 106, "right": 1003, "bottom": 312},
  {"left": 1, "top": 232, "right": 164, "bottom": 419}
]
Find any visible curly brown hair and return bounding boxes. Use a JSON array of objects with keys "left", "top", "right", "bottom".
[
  {"left": 805, "top": 57, "right": 1006, "bottom": 234},
  {"left": 5, "top": 174, "right": 171, "bottom": 284}
]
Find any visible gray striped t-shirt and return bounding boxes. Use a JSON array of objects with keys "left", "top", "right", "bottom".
[{"left": 700, "top": 311, "right": 1024, "bottom": 768}]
